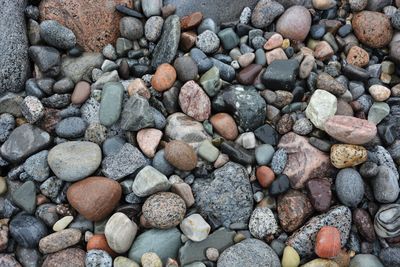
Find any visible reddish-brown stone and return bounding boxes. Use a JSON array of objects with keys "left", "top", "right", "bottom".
[
  {"left": 236, "top": 64, "right": 263, "bottom": 85},
  {"left": 315, "top": 226, "right": 341, "bottom": 258},
  {"left": 164, "top": 140, "right": 198, "bottom": 171},
  {"left": 178, "top": 80, "right": 211, "bottom": 121},
  {"left": 39, "top": 0, "right": 133, "bottom": 52},
  {"left": 305, "top": 178, "right": 332, "bottom": 212},
  {"left": 353, "top": 208, "right": 376, "bottom": 242},
  {"left": 314, "top": 41, "right": 334, "bottom": 61},
  {"left": 87, "top": 234, "right": 116, "bottom": 256},
  {"left": 151, "top": 63, "right": 177, "bottom": 92},
  {"left": 256, "top": 166, "right": 275, "bottom": 188},
  {"left": 347, "top": 46, "right": 370, "bottom": 68},
  {"left": 180, "top": 31, "right": 197, "bottom": 52},
  {"left": 71, "top": 81, "right": 91, "bottom": 105},
  {"left": 42, "top": 248, "right": 85, "bottom": 267},
  {"left": 67, "top": 176, "right": 122, "bottom": 221},
  {"left": 180, "top": 12, "right": 203, "bottom": 30},
  {"left": 210, "top": 113, "right": 239, "bottom": 141}
]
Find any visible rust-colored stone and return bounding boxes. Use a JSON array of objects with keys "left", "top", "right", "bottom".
[
  {"left": 180, "top": 12, "right": 203, "bottom": 30},
  {"left": 151, "top": 63, "right": 177, "bottom": 92},
  {"left": 87, "top": 234, "right": 116, "bottom": 256},
  {"left": 210, "top": 113, "right": 239, "bottom": 141},
  {"left": 315, "top": 226, "right": 341, "bottom": 258},
  {"left": 164, "top": 140, "right": 198, "bottom": 171}
]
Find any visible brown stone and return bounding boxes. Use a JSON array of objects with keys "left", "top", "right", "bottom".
[
  {"left": 353, "top": 208, "right": 376, "bottom": 242},
  {"left": 87, "top": 234, "right": 116, "bottom": 256},
  {"left": 256, "top": 166, "right": 275, "bottom": 188},
  {"left": 39, "top": 0, "right": 133, "bottom": 52},
  {"left": 210, "top": 113, "right": 238, "bottom": 141},
  {"left": 71, "top": 81, "right": 91, "bottom": 105},
  {"left": 67, "top": 176, "right": 122, "bottom": 221},
  {"left": 314, "top": 41, "right": 334, "bottom": 61},
  {"left": 39, "top": 228, "right": 82, "bottom": 254},
  {"left": 178, "top": 80, "right": 211, "bottom": 121},
  {"left": 276, "top": 114, "right": 294, "bottom": 135},
  {"left": 316, "top": 72, "right": 346, "bottom": 96},
  {"left": 127, "top": 79, "right": 151, "bottom": 99},
  {"left": 335, "top": 100, "right": 354, "bottom": 117},
  {"left": 315, "top": 226, "right": 341, "bottom": 258},
  {"left": 180, "top": 12, "right": 203, "bottom": 30},
  {"left": 305, "top": 178, "right": 332, "bottom": 212},
  {"left": 136, "top": 128, "right": 162, "bottom": 158},
  {"left": 276, "top": 5, "right": 311, "bottom": 42},
  {"left": 236, "top": 64, "right": 263, "bottom": 85},
  {"left": 330, "top": 144, "right": 368, "bottom": 169},
  {"left": 180, "top": 31, "right": 197, "bottom": 52},
  {"left": 238, "top": 53, "right": 255, "bottom": 68},
  {"left": 164, "top": 140, "right": 198, "bottom": 171},
  {"left": 352, "top": 11, "right": 393, "bottom": 48},
  {"left": 39, "top": 108, "right": 61, "bottom": 133},
  {"left": 42, "top": 248, "right": 85, "bottom": 267},
  {"left": 266, "top": 48, "right": 288, "bottom": 65},
  {"left": 278, "top": 132, "right": 333, "bottom": 189},
  {"left": 151, "top": 63, "right": 177, "bottom": 92},
  {"left": 347, "top": 46, "right": 370, "bottom": 68},
  {"left": 277, "top": 190, "right": 314, "bottom": 232}
]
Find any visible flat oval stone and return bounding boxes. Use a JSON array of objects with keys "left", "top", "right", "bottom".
[
  {"left": 105, "top": 212, "right": 138, "bottom": 253},
  {"left": 48, "top": 141, "right": 102, "bottom": 182},
  {"left": 164, "top": 140, "right": 198, "bottom": 171},
  {"left": 179, "top": 80, "right": 211, "bottom": 121},
  {"left": 324, "top": 115, "right": 377, "bottom": 145},
  {"left": 330, "top": 144, "right": 367, "bottom": 169},
  {"left": 371, "top": 165, "right": 400, "bottom": 203},
  {"left": 276, "top": 5, "right": 311, "bottom": 42},
  {"left": 42, "top": 248, "right": 85, "bottom": 267},
  {"left": 353, "top": 208, "right": 376, "bottom": 242},
  {"left": 349, "top": 254, "right": 384, "bottom": 267},
  {"left": 210, "top": 113, "right": 238, "bottom": 141},
  {"left": 315, "top": 226, "right": 341, "bottom": 258},
  {"left": 335, "top": 168, "right": 364, "bottom": 207},
  {"left": 67, "top": 176, "right": 122, "bottom": 221},
  {"left": 55, "top": 117, "right": 87, "bottom": 138},
  {"left": 39, "top": 228, "right": 82, "bottom": 254},
  {"left": 151, "top": 63, "right": 176, "bottom": 92},
  {"left": 9, "top": 214, "right": 48, "bottom": 248},
  {"left": 99, "top": 82, "right": 124, "bottom": 126},
  {"left": 71, "top": 81, "right": 91, "bottom": 104}
]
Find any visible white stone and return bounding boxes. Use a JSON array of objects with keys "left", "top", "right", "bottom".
[
  {"left": 20, "top": 96, "right": 44, "bottom": 123},
  {"left": 241, "top": 132, "right": 257, "bottom": 149},
  {"left": 53, "top": 216, "right": 74, "bottom": 232},
  {"left": 132, "top": 166, "right": 171, "bottom": 197},
  {"left": 249, "top": 207, "right": 278, "bottom": 239},
  {"left": 180, "top": 214, "right": 211, "bottom": 242},
  {"left": 305, "top": 89, "right": 337, "bottom": 130},
  {"left": 105, "top": 212, "right": 138, "bottom": 253}
]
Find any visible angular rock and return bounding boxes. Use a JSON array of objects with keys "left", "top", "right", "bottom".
[
  {"left": 305, "top": 89, "right": 337, "bottom": 130},
  {"left": 262, "top": 59, "right": 299, "bottom": 91},
  {"left": 132, "top": 166, "right": 171, "bottom": 197},
  {"left": 61, "top": 53, "right": 104, "bottom": 83},
  {"left": 120, "top": 95, "right": 155, "bottom": 131},
  {"left": 180, "top": 214, "right": 211, "bottom": 242},
  {"left": 11, "top": 181, "right": 36, "bottom": 214},
  {"left": 249, "top": 207, "right": 279, "bottom": 239}
]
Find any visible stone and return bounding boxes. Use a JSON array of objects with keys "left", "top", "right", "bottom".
[
  {"left": 330, "top": 144, "right": 367, "bottom": 169},
  {"left": 136, "top": 128, "right": 162, "bottom": 158},
  {"left": 129, "top": 228, "right": 182, "bottom": 263},
  {"left": 55, "top": 117, "right": 87, "bottom": 139},
  {"left": 306, "top": 178, "right": 332, "bottom": 212},
  {"left": 249, "top": 207, "right": 278, "bottom": 238},
  {"left": 174, "top": 56, "right": 198, "bottom": 82},
  {"left": 276, "top": 6, "right": 311, "bottom": 42},
  {"left": 262, "top": 59, "right": 299, "bottom": 91},
  {"left": 312, "top": 0, "right": 337, "bottom": 9},
  {"left": 353, "top": 208, "right": 375, "bottom": 242},
  {"left": 266, "top": 48, "right": 288, "bottom": 65},
  {"left": 375, "top": 204, "right": 400, "bottom": 238},
  {"left": 282, "top": 246, "right": 300, "bottom": 267},
  {"left": 315, "top": 226, "right": 341, "bottom": 258},
  {"left": 61, "top": 53, "right": 104, "bottom": 83},
  {"left": 29, "top": 45, "right": 61, "bottom": 76},
  {"left": 151, "top": 15, "right": 181, "bottom": 68},
  {"left": 142, "top": 192, "right": 186, "bottom": 229},
  {"left": 255, "top": 144, "right": 275, "bottom": 165},
  {"left": 192, "top": 162, "right": 253, "bottom": 227},
  {"left": 142, "top": 0, "right": 162, "bottom": 17},
  {"left": 305, "top": 89, "right": 337, "bottom": 130},
  {"left": 119, "top": 17, "right": 143, "bottom": 40},
  {"left": 211, "top": 58, "right": 236, "bottom": 82},
  {"left": 316, "top": 73, "right": 346, "bottom": 96},
  {"left": 86, "top": 249, "right": 112, "bottom": 267},
  {"left": 180, "top": 214, "right": 211, "bottom": 242},
  {"left": 347, "top": 46, "right": 369, "bottom": 67},
  {"left": 278, "top": 132, "right": 332, "bottom": 189},
  {"left": 67, "top": 176, "right": 122, "bottom": 221},
  {"left": 200, "top": 66, "right": 222, "bottom": 97},
  {"left": 210, "top": 113, "right": 238, "bottom": 140},
  {"left": 39, "top": 20, "right": 76, "bottom": 50},
  {"left": 71, "top": 81, "right": 91, "bottom": 104},
  {"left": 11, "top": 181, "right": 36, "bottom": 214},
  {"left": 132, "top": 166, "right": 171, "bottom": 197},
  {"left": 196, "top": 30, "right": 220, "bottom": 54},
  {"left": 0, "top": 114, "right": 15, "bottom": 143},
  {"left": 313, "top": 41, "right": 334, "bottom": 61},
  {"left": 372, "top": 165, "right": 399, "bottom": 203},
  {"left": 368, "top": 102, "right": 390, "bottom": 125},
  {"left": 39, "top": 0, "right": 133, "bottom": 52},
  {"left": 87, "top": 234, "right": 115, "bottom": 255},
  {"left": 368, "top": 84, "right": 391, "bottom": 102},
  {"left": 20, "top": 96, "right": 43, "bottom": 124},
  {"left": 264, "top": 33, "right": 284, "bottom": 50},
  {"left": 53, "top": 215, "right": 74, "bottom": 231},
  {"left": 349, "top": 254, "right": 383, "bottom": 267},
  {"left": 151, "top": 63, "right": 177, "bottom": 92},
  {"left": 352, "top": 11, "right": 393, "bottom": 48},
  {"left": 237, "top": 64, "right": 263, "bottom": 85},
  {"left": 39, "top": 228, "right": 81, "bottom": 254},
  {"left": 286, "top": 206, "right": 351, "bottom": 257},
  {"left": 42, "top": 248, "right": 85, "bottom": 267},
  {"left": 251, "top": 0, "right": 284, "bottom": 29},
  {"left": 48, "top": 141, "right": 101, "bottom": 182},
  {"left": 127, "top": 79, "right": 150, "bottom": 99},
  {"left": 335, "top": 168, "right": 364, "bottom": 207},
  {"left": 256, "top": 166, "right": 275, "bottom": 188},
  {"left": 10, "top": 214, "right": 47, "bottom": 248},
  {"left": 164, "top": 140, "right": 198, "bottom": 171},
  {"left": 198, "top": 140, "right": 219, "bottom": 162},
  {"left": 105, "top": 212, "right": 137, "bottom": 253},
  {"left": 179, "top": 80, "right": 211, "bottom": 121},
  {"left": 114, "top": 257, "right": 139, "bottom": 267},
  {"left": 277, "top": 190, "right": 314, "bottom": 232},
  {"left": 1, "top": 124, "right": 51, "bottom": 163},
  {"left": 120, "top": 95, "right": 155, "bottom": 131},
  {"left": 217, "top": 239, "right": 280, "bottom": 267},
  {"left": 218, "top": 28, "right": 240, "bottom": 50},
  {"left": 0, "top": 93, "right": 23, "bottom": 117},
  {"left": 144, "top": 16, "right": 163, "bottom": 42},
  {"left": 379, "top": 247, "right": 400, "bottom": 267},
  {"left": 0, "top": 0, "right": 29, "bottom": 94}
]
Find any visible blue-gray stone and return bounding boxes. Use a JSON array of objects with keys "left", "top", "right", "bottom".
[
  {"left": 86, "top": 250, "right": 112, "bottom": 267},
  {"left": 218, "top": 28, "right": 240, "bottom": 50},
  {"left": 210, "top": 58, "right": 235, "bottom": 82},
  {"left": 28, "top": 45, "right": 60, "bottom": 76},
  {"left": 39, "top": 20, "right": 76, "bottom": 50},
  {"left": 335, "top": 168, "right": 364, "bottom": 207},
  {"left": 55, "top": 117, "right": 87, "bottom": 139},
  {"left": 99, "top": 82, "right": 124, "bottom": 127},
  {"left": 102, "top": 136, "right": 125, "bottom": 157},
  {"left": 152, "top": 149, "right": 175, "bottom": 176},
  {"left": 350, "top": 254, "right": 383, "bottom": 267},
  {"left": 0, "top": 113, "right": 15, "bottom": 143},
  {"left": 271, "top": 148, "right": 287, "bottom": 174},
  {"left": 120, "top": 95, "right": 155, "bottom": 131},
  {"left": 190, "top": 48, "right": 213, "bottom": 73},
  {"left": 23, "top": 150, "right": 49, "bottom": 182},
  {"left": 10, "top": 214, "right": 47, "bottom": 248},
  {"left": 11, "top": 181, "right": 36, "bottom": 214},
  {"left": 371, "top": 165, "right": 399, "bottom": 203},
  {"left": 255, "top": 144, "right": 275, "bottom": 165}
]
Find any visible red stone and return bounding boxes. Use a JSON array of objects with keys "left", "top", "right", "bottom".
[
  {"left": 256, "top": 166, "right": 275, "bottom": 188},
  {"left": 178, "top": 80, "right": 211, "bottom": 121},
  {"left": 315, "top": 226, "right": 341, "bottom": 258}
]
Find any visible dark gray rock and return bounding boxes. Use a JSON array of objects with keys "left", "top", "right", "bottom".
[
  {"left": 192, "top": 162, "right": 254, "bottom": 227},
  {"left": 372, "top": 165, "right": 399, "bottom": 203},
  {"left": 335, "top": 168, "right": 364, "bottom": 207},
  {"left": 53, "top": 77, "right": 74, "bottom": 94},
  {"left": 210, "top": 58, "right": 235, "bottom": 82},
  {"left": 0, "top": 0, "right": 30, "bottom": 94},
  {"left": 190, "top": 48, "right": 214, "bottom": 73},
  {"left": 366, "top": 0, "right": 391, "bottom": 11},
  {"left": 120, "top": 95, "right": 155, "bottom": 131},
  {"left": 41, "top": 94, "right": 71, "bottom": 109},
  {"left": 218, "top": 239, "right": 280, "bottom": 267},
  {"left": 55, "top": 117, "right": 87, "bottom": 139},
  {"left": 23, "top": 150, "right": 49, "bottom": 182},
  {"left": 368, "top": 146, "right": 399, "bottom": 180},
  {"left": 35, "top": 203, "right": 59, "bottom": 227},
  {"left": 379, "top": 247, "right": 400, "bottom": 267},
  {"left": 16, "top": 246, "right": 42, "bottom": 267},
  {"left": 11, "top": 181, "right": 36, "bottom": 214},
  {"left": 174, "top": 56, "right": 198, "bottom": 82},
  {"left": 251, "top": 0, "right": 284, "bottom": 29},
  {"left": 40, "top": 176, "right": 63, "bottom": 199},
  {"left": 61, "top": 53, "right": 104, "bottom": 83},
  {"left": 262, "top": 59, "right": 300, "bottom": 91},
  {"left": 0, "top": 113, "right": 15, "bottom": 143},
  {"left": 119, "top": 17, "right": 143, "bottom": 41},
  {"left": 9, "top": 214, "right": 47, "bottom": 248},
  {"left": 39, "top": 20, "right": 76, "bottom": 50},
  {"left": 0, "top": 93, "right": 23, "bottom": 117},
  {"left": 0, "top": 124, "right": 51, "bottom": 163},
  {"left": 25, "top": 79, "right": 45, "bottom": 99},
  {"left": 28, "top": 46, "right": 61, "bottom": 76}
]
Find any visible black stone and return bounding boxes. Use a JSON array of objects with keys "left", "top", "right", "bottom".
[
  {"left": 342, "top": 64, "right": 370, "bottom": 81},
  {"left": 220, "top": 141, "right": 255, "bottom": 165},
  {"left": 41, "top": 94, "right": 71, "bottom": 109},
  {"left": 9, "top": 214, "right": 48, "bottom": 248},
  {"left": 262, "top": 59, "right": 299, "bottom": 91},
  {"left": 254, "top": 124, "right": 279, "bottom": 146},
  {"left": 269, "top": 174, "right": 290, "bottom": 196}
]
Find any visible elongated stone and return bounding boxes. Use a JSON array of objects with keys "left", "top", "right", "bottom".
[{"left": 99, "top": 82, "right": 124, "bottom": 126}]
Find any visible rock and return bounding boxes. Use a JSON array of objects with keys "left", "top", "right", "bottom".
[
  {"left": 286, "top": 206, "right": 351, "bottom": 257},
  {"left": 67, "top": 176, "right": 122, "bottom": 221},
  {"left": 142, "top": 192, "right": 186, "bottom": 229},
  {"left": 11, "top": 181, "right": 36, "bottom": 214},
  {"left": 217, "top": 238, "right": 280, "bottom": 267},
  {"left": 369, "top": 84, "right": 391, "bottom": 102},
  {"left": 180, "top": 214, "right": 211, "bottom": 242},
  {"left": 211, "top": 58, "right": 236, "bottom": 82},
  {"left": 174, "top": 56, "right": 198, "bottom": 82},
  {"left": 53, "top": 215, "right": 74, "bottom": 231},
  {"left": 335, "top": 168, "right": 364, "bottom": 207},
  {"left": 28, "top": 45, "right": 61, "bottom": 76},
  {"left": 132, "top": 166, "right": 171, "bottom": 197},
  {"left": 87, "top": 234, "right": 115, "bottom": 256},
  {"left": 114, "top": 256, "right": 139, "bottom": 267},
  {"left": 42, "top": 248, "right": 85, "bottom": 267},
  {"left": 21, "top": 96, "right": 44, "bottom": 124},
  {"left": 152, "top": 149, "right": 175, "bottom": 176},
  {"left": 1, "top": 124, "right": 51, "bottom": 163},
  {"left": 262, "top": 59, "right": 299, "bottom": 91},
  {"left": 368, "top": 102, "right": 390, "bottom": 125},
  {"left": 55, "top": 117, "right": 87, "bottom": 139},
  {"left": 142, "top": 0, "right": 162, "bottom": 17},
  {"left": 256, "top": 166, "right": 275, "bottom": 188},
  {"left": 313, "top": 41, "right": 334, "bottom": 61},
  {"left": 210, "top": 113, "right": 238, "bottom": 140},
  {"left": 10, "top": 214, "right": 47, "bottom": 248},
  {"left": 198, "top": 140, "right": 220, "bottom": 162},
  {"left": 347, "top": 46, "right": 369, "bottom": 67},
  {"left": 352, "top": 11, "right": 393, "bottom": 48},
  {"left": 305, "top": 89, "right": 337, "bottom": 130},
  {"left": 0, "top": 0, "right": 29, "bottom": 94},
  {"left": 324, "top": 116, "right": 377, "bottom": 144},
  {"left": 179, "top": 81, "right": 211, "bottom": 121},
  {"left": 312, "top": 0, "right": 337, "bottom": 9},
  {"left": 277, "top": 190, "right": 314, "bottom": 232},
  {"left": 119, "top": 17, "right": 143, "bottom": 40},
  {"left": 15, "top": 247, "right": 41, "bottom": 267},
  {"left": 200, "top": 66, "right": 222, "bottom": 97},
  {"left": 151, "top": 64, "right": 177, "bottom": 92},
  {"left": 151, "top": 15, "right": 181, "bottom": 68},
  {"left": 375, "top": 204, "right": 400, "bottom": 238},
  {"left": 61, "top": 53, "right": 104, "bottom": 83},
  {"left": 0, "top": 114, "right": 15, "bottom": 143},
  {"left": 330, "top": 144, "right": 367, "bottom": 169},
  {"left": 316, "top": 73, "right": 346, "bottom": 96},
  {"left": 282, "top": 246, "right": 300, "bottom": 267},
  {"left": 39, "top": 228, "right": 81, "bottom": 254},
  {"left": 271, "top": 148, "right": 288, "bottom": 174},
  {"left": 371, "top": 165, "right": 399, "bottom": 203},
  {"left": 315, "top": 226, "right": 341, "bottom": 259},
  {"left": 379, "top": 247, "right": 400, "bottom": 267},
  {"left": 251, "top": 0, "right": 284, "bottom": 29},
  {"left": 255, "top": 144, "right": 275, "bottom": 165},
  {"left": 353, "top": 208, "right": 376, "bottom": 242},
  {"left": 306, "top": 178, "right": 332, "bottom": 212},
  {"left": 0, "top": 93, "right": 23, "bottom": 117},
  {"left": 86, "top": 249, "right": 112, "bottom": 267},
  {"left": 369, "top": 146, "right": 399, "bottom": 180},
  {"left": 266, "top": 48, "right": 288, "bottom": 64},
  {"left": 237, "top": 64, "right": 263, "bottom": 85},
  {"left": 105, "top": 212, "right": 137, "bottom": 253},
  {"left": 39, "top": 0, "right": 133, "bottom": 52},
  {"left": 145, "top": 16, "right": 163, "bottom": 42},
  {"left": 23, "top": 150, "right": 49, "bottom": 182},
  {"left": 120, "top": 95, "right": 155, "bottom": 131},
  {"left": 278, "top": 132, "right": 332, "bottom": 189},
  {"left": 141, "top": 252, "right": 161, "bottom": 267},
  {"left": 48, "top": 141, "right": 101, "bottom": 182},
  {"left": 71, "top": 81, "right": 91, "bottom": 104},
  {"left": 196, "top": 30, "right": 220, "bottom": 54},
  {"left": 192, "top": 162, "right": 253, "bottom": 227},
  {"left": 249, "top": 207, "right": 279, "bottom": 238},
  {"left": 129, "top": 228, "right": 182, "bottom": 263},
  {"left": 39, "top": 20, "right": 76, "bottom": 50},
  {"left": 40, "top": 176, "right": 63, "bottom": 200},
  {"left": 276, "top": 5, "right": 311, "bottom": 42},
  {"left": 136, "top": 128, "right": 162, "bottom": 158},
  {"left": 164, "top": 140, "right": 198, "bottom": 171},
  {"left": 218, "top": 28, "right": 239, "bottom": 50},
  {"left": 349, "top": 254, "right": 383, "bottom": 267},
  {"left": 98, "top": 82, "right": 124, "bottom": 127}
]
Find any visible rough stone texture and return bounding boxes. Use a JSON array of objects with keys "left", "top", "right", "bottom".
[
  {"left": 251, "top": 0, "right": 284, "bottom": 29},
  {"left": 39, "top": 0, "right": 133, "bottom": 52},
  {"left": 305, "top": 89, "right": 337, "bottom": 130},
  {"left": 42, "top": 248, "right": 85, "bottom": 267},
  {"left": 330, "top": 144, "right": 367, "bottom": 169},
  {"left": 61, "top": 53, "right": 104, "bottom": 83},
  {"left": 39, "top": 228, "right": 82, "bottom": 254},
  {"left": 179, "top": 81, "right": 211, "bottom": 121},
  {"left": 0, "top": 0, "right": 29, "bottom": 94},
  {"left": 249, "top": 207, "right": 279, "bottom": 239},
  {"left": 278, "top": 132, "right": 333, "bottom": 189},
  {"left": 192, "top": 162, "right": 254, "bottom": 227}
]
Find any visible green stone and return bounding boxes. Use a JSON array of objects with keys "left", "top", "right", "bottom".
[
  {"left": 202, "top": 120, "right": 213, "bottom": 136},
  {"left": 99, "top": 82, "right": 124, "bottom": 126},
  {"left": 198, "top": 140, "right": 220, "bottom": 162},
  {"left": 217, "top": 28, "right": 239, "bottom": 50},
  {"left": 368, "top": 102, "right": 390, "bottom": 125},
  {"left": 11, "top": 180, "right": 36, "bottom": 213},
  {"left": 200, "top": 67, "right": 221, "bottom": 97}
]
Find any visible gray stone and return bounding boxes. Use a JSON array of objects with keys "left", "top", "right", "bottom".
[
  {"left": 190, "top": 48, "right": 214, "bottom": 73},
  {"left": 251, "top": 0, "right": 285, "bottom": 29},
  {"left": 53, "top": 77, "right": 74, "bottom": 94},
  {"left": 0, "top": 113, "right": 15, "bottom": 143},
  {"left": 119, "top": 17, "right": 143, "bottom": 41},
  {"left": 349, "top": 254, "right": 384, "bottom": 267},
  {"left": 196, "top": 30, "right": 220, "bottom": 54},
  {"left": 129, "top": 228, "right": 182, "bottom": 264},
  {"left": 192, "top": 162, "right": 254, "bottom": 227},
  {"left": 198, "top": 18, "right": 219, "bottom": 34},
  {"left": 39, "top": 20, "right": 76, "bottom": 50},
  {"left": 16, "top": 246, "right": 42, "bottom": 267},
  {"left": 152, "top": 149, "right": 175, "bottom": 176},
  {"left": 375, "top": 204, "right": 400, "bottom": 238},
  {"left": 28, "top": 45, "right": 60, "bottom": 76},
  {"left": 368, "top": 102, "right": 390, "bottom": 125},
  {"left": 368, "top": 146, "right": 399, "bottom": 180},
  {"left": 40, "top": 176, "right": 63, "bottom": 199},
  {"left": 99, "top": 82, "right": 124, "bottom": 127},
  {"left": 102, "top": 136, "right": 125, "bottom": 157},
  {"left": 0, "top": 124, "right": 51, "bottom": 163},
  {"left": 28, "top": 18, "right": 41, "bottom": 45},
  {"left": 120, "top": 95, "right": 155, "bottom": 131},
  {"left": 200, "top": 66, "right": 222, "bottom": 97},
  {"left": 142, "top": 0, "right": 162, "bottom": 17},
  {"left": 335, "top": 168, "right": 364, "bottom": 207},
  {"left": 9, "top": 214, "right": 47, "bottom": 248},
  {"left": 0, "top": 0, "right": 30, "bottom": 94},
  {"left": 48, "top": 141, "right": 102, "bottom": 182},
  {"left": 249, "top": 207, "right": 279, "bottom": 239},
  {"left": 210, "top": 58, "right": 236, "bottom": 82},
  {"left": 91, "top": 70, "right": 120, "bottom": 90},
  {"left": 0, "top": 93, "right": 23, "bottom": 117},
  {"left": 102, "top": 44, "right": 117, "bottom": 60},
  {"left": 21, "top": 96, "right": 44, "bottom": 123},
  {"left": 81, "top": 97, "right": 100, "bottom": 124},
  {"left": 255, "top": 144, "right": 275, "bottom": 165},
  {"left": 102, "top": 143, "right": 147, "bottom": 180},
  {"left": 35, "top": 203, "right": 59, "bottom": 227},
  {"left": 23, "top": 150, "right": 49, "bottom": 182},
  {"left": 132, "top": 166, "right": 171, "bottom": 197},
  {"left": 86, "top": 250, "right": 112, "bottom": 267},
  {"left": 61, "top": 53, "right": 104, "bottom": 83},
  {"left": 11, "top": 181, "right": 36, "bottom": 214},
  {"left": 218, "top": 239, "right": 280, "bottom": 267},
  {"left": 372, "top": 165, "right": 399, "bottom": 203},
  {"left": 379, "top": 247, "right": 400, "bottom": 267},
  {"left": 145, "top": 16, "right": 163, "bottom": 42},
  {"left": 174, "top": 56, "right": 198, "bottom": 82},
  {"left": 55, "top": 117, "right": 87, "bottom": 139}
]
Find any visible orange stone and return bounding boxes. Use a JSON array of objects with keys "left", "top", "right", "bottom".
[
  {"left": 87, "top": 234, "right": 116, "bottom": 256},
  {"left": 347, "top": 46, "right": 369, "bottom": 67},
  {"left": 151, "top": 63, "right": 177, "bottom": 92},
  {"left": 256, "top": 166, "right": 275, "bottom": 188},
  {"left": 210, "top": 113, "right": 238, "bottom": 141},
  {"left": 315, "top": 226, "right": 341, "bottom": 258},
  {"left": 180, "top": 12, "right": 203, "bottom": 30}
]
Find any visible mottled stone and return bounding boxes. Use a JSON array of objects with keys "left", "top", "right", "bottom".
[
  {"left": 39, "top": 228, "right": 81, "bottom": 254},
  {"left": 42, "top": 248, "right": 85, "bottom": 267},
  {"left": 330, "top": 144, "right": 367, "bottom": 169}
]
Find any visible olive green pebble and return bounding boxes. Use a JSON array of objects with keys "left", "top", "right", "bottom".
[
  {"left": 233, "top": 233, "right": 246, "bottom": 243},
  {"left": 198, "top": 140, "right": 219, "bottom": 162},
  {"left": 0, "top": 177, "right": 7, "bottom": 195},
  {"left": 282, "top": 246, "right": 300, "bottom": 267}
]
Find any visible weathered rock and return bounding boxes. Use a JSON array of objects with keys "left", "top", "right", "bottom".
[
  {"left": 42, "top": 248, "right": 85, "bottom": 267},
  {"left": 132, "top": 166, "right": 171, "bottom": 197},
  {"left": 249, "top": 207, "right": 279, "bottom": 238},
  {"left": 61, "top": 53, "right": 104, "bottom": 83},
  {"left": 105, "top": 212, "right": 137, "bottom": 253},
  {"left": 330, "top": 144, "right": 368, "bottom": 169},
  {"left": 335, "top": 168, "right": 364, "bottom": 207},
  {"left": 372, "top": 166, "right": 400, "bottom": 203},
  {"left": 120, "top": 95, "right": 155, "bottom": 131},
  {"left": 179, "top": 81, "right": 211, "bottom": 121},
  {"left": 39, "top": 228, "right": 81, "bottom": 254},
  {"left": 10, "top": 214, "right": 48, "bottom": 248},
  {"left": 305, "top": 89, "right": 337, "bottom": 130}
]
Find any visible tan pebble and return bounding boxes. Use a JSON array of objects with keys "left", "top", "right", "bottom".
[
  {"left": 52, "top": 215, "right": 74, "bottom": 232},
  {"left": 128, "top": 79, "right": 150, "bottom": 99},
  {"left": 264, "top": 33, "right": 283, "bottom": 50},
  {"left": 0, "top": 177, "right": 7, "bottom": 195},
  {"left": 330, "top": 144, "right": 367, "bottom": 169},
  {"left": 266, "top": 48, "right": 288, "bottom": 65},
  {"left": 141, "top": 252, "right": 162, "bottom": 267},
  {"left": 369, "top": 84, "right": 391, "bottom": 102}
]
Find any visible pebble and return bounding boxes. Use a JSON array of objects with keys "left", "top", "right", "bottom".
[
  {"left": 53, "top": 215, "right": 74, "bottom": 231},
  {"left": 11, "top": 180, "right": 36, "bottom": 213},
  {"left": 200, "top": 66, "right": 221, "bottom": 97},
  {"left": 0, "top": 113, "right": 15, "bottom": 143},
  {"left": 40, "top": 176, "right": 62, "bottom": 199},
  {"left": 174, "top": 56, "right": 198, "bottom": 82},
  {"left": 256, "top": 166, "right": 275, "bottom": 188},
  {"left": 347, "top": 46, "right": 369, "bottom": 67},
  {"left": 379, "top": 247, "right": 400, "bottom": 267},
  {"left": 9, "top": 214, "right": 47, "bottom": 248},
  {"left": 132, "top": 166, "right": 171, "bottom": 197},
  {"left": 264, "top": 33, "right": 284, "bottom": 50},
  {"left": 119, "top": 17, "right": 143, "bottom": 40},
  {"left": 105, "top": 212, "right": 137, "bottom": 253},
  {"left": 142, "top": 192, "right": 186, "bottom": 229},
  {"left": 251, "top": 0, "right": 284, "bottom": 29},
  {"left": 42, "top": 248, "right": 85, "bottom": 267},
  {"left": 371, "top": 165, "right": 399, "bottom": 203},
  {"left": 40, "top": 20, "right": 76, "bottom": 50},
  {"left": 210, "top": 113, "right": 238, "bottom": 140},
  {"left": 20, "top": 96, "right": 44, "bottom": 123},
  {"left": 0, "top": 177, "right": 6, "bottom": 195},
  {"left": 55, "top": 117, "right": 87, "bottom": 139},
  {"left": 141, "top": 252, "right": 162, "bottom": 267},
  {"left": 87, "top": 234, "right": 115, "bottom": 255},
  {"left": 197, "top": 140, "right": 219, "bottom": 162},
  {"left": 315, "top": 226, "right": 341, "bottom": 259},
  {"left": 305, "top": 89, "right": 337, "bottom": 130},
  {"left": 71, "top": 81, "right": 91, "bottom": 104},
  {"left": 368, "top": 84, "right": 391, "bottom": 102},
  {"left": 276, "top": 6, "right": 311, "bottom": 42},
  {"left": 196, "top": 30, "right": 220, "bottom": 54},
  {"left": 114, "top": 256, "right": 139, "bottom": 267},
  {"left": 255, "top": 144, "right": 275, "bottom": 165},
  {"left": 282, "top": 246, "right": 300, "bottom": 267},
  {"left": 316, "top": 73, "right": 346, "bottom": 96},
  {"left": 353, "top": 208, "right": 375, "bottom": 242},
  {"left": 349, "top": 0, "right": 367, "bottom": 11},
  {"left": 179, "top": 80, "right": 211, "bottom": 121},
  {"left": 262, "top": 59, "right": 299, "bottom": 91},
  {"left": 180, "top": 213, "right": 211, "bottom": 242},
  {"left": 330, "top": 144, "right": 367, "bottom": 169},
  {"left": 99, "top": 82, "right": 124, "bottom": 126},
  {"left": 349, "top": 254, "right": 383, "bottom": 267},
  {"left": 67, "top": 176, "right": 122, "bottom": 221},
  {"left": 249, "top": 207, "right": 278, "bottom": 239},
  {"left": 29, "top": 45, "right": 61, "bottom": 76},
  {"left": 39, "top": 228, "right": 81, "bottom": 254},
  {"left": 144, "top": 16, "right": 163, "bottom": 42},
  {"left": 120, "top": 95, "right": 156, "bottom": 131},
  {"left": 313, "top": 41, "right": 334, "bottom": 61},
  {"left": 312, "top": 0, "right": 337, "bottom": 10},
  {"left": 151, "top": 63, "right": 177, "bottom": 92},
  {"left": 306, "top": 178, "right": 332, "bottom": 212},
  {"left": 368, "top": 102, "right": 390, "bottom": 125},
  {"left": 142, "top": 0, "right": 162, "bottom": 17},
  {"left": 86, "top": 249, "right": 113, "bottom": 267},
  {"left": 164, "top": 140, "right": 198, "bottom": 171}
]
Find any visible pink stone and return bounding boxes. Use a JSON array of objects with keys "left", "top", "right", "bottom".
[
  {"left": 276, "top": 5, "right": 311, "bottom": 42},
  {"left": 278, "top": 132, "right": 333, "bottom": 189},
  {"left": 179, "top": 80, "right": 211, "bottom": 121},
  {"left": 136, "top": 128, "right": 163, "bottom": 158},
  {"left": 264, "top": 33, "right": 284, "bottom": 50},
  {"left": 324, "top": 115, "right": 377, "bottom": 145},
  {"left": 313, "top": 41, "right": 334, "bottom": 61},
  {"left": 266, "top": 48, "right": 288, "bottom": 65}
]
